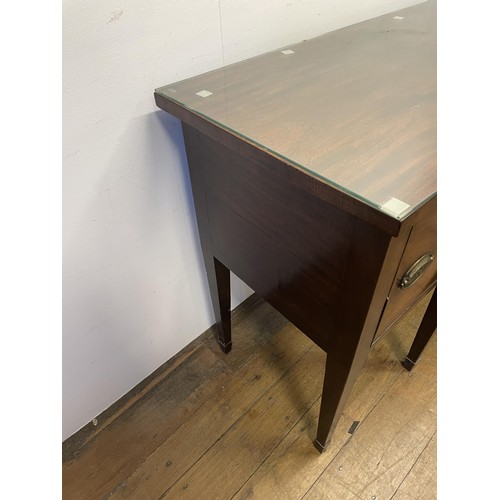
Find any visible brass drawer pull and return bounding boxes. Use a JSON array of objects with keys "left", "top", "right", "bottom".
[{"left": 399, "top": 253, "right": 434, "bottom": 289}]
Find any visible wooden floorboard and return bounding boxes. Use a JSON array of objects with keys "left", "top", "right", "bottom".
[
  {"left": 63, "top": 293, "right": 436, "bottom": 500},
  {"left": 303, "top": 337, "right": 436, "bottom": 500},
  {"left": 392, "top": 431, "right": 437, "bottom": 500},
  {"left": 108, "top": 318, "right": 313, "bottom": 499}
]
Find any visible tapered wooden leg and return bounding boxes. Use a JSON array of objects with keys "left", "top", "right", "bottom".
[
  {"left": 204, "top": 256, "right": 232, "bottom": 353},
  {"left": 403, "top": 288, "right": 437, "bottom": 371},
  {"left": 314, "top": 347, "right": 366, "bottom": 453}
]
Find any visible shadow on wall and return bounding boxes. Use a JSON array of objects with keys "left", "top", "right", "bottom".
[
  {"left": 63, "top": 109, "right": 214, "bottom": 439},
  {"left": 150, "top": 110, "right": 254, "bottom": 308},
  {"left": 153, "top": 111, "right": 254, "bottom": 305}
]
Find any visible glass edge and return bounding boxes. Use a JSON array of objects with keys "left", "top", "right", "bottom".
[{"left": 155, "top": 90, "right": 436, "bottom": 221}]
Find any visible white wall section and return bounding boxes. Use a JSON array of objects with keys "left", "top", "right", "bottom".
[{"left": 63, "top": 0, "right": 424, "bottom": 440}]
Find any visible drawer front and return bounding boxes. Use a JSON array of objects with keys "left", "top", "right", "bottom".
[{"left": 374, "top": 203, "right": 437, "bottom": 340}]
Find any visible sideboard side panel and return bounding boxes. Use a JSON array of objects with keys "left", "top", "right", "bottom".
[{"left": 182, "top": 124, "right": 399, "bottom": 351}]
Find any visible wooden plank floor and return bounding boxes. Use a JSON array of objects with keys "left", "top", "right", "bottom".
[{"left": 63, "top": 293, "right": 436, "bottom": 500}]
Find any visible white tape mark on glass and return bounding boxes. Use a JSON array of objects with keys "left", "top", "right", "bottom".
[
  {"left": 196, "top": 90, "right": 213, "bottom": 98},
  {"left": 380, "top": 197, "right": 411, "bottom": 218}
]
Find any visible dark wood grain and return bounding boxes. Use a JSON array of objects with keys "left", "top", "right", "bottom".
[
  {"left": 180, "top": 123, "right": 434, "bottom": 450},
  {"left": 155, "top": 1, "right": 437, "bottom": 452},
  {"left": 156, "top": 93, "right": 402, "bottom": 236},
  {"left": 156, "top": 1, "right": 436, "bottom": 213}
]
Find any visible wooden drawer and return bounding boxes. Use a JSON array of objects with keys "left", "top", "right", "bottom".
[{"left": 374, "top": 200, "right": 437, "bottom": 341}]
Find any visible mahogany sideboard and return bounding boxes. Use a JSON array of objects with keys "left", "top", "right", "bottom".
[{"left": 154, "top": 1, "right": 436, "bottom": 452}]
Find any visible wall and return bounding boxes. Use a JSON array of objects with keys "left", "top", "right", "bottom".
[{"left": 62, "top": 0, "right": 423, "bottom": 440}]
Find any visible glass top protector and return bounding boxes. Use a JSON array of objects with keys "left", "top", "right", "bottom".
[{"left": 156, "top": 1, "right": 436, "bottom": 218}]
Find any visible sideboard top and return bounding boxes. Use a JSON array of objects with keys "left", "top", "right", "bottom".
[{"left": 156, "top": 1, "right": 436, "bottom": 219}]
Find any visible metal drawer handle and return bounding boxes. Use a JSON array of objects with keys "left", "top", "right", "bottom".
[{"left": 399, "top": 253, "right": 434, "bottom": 289}]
